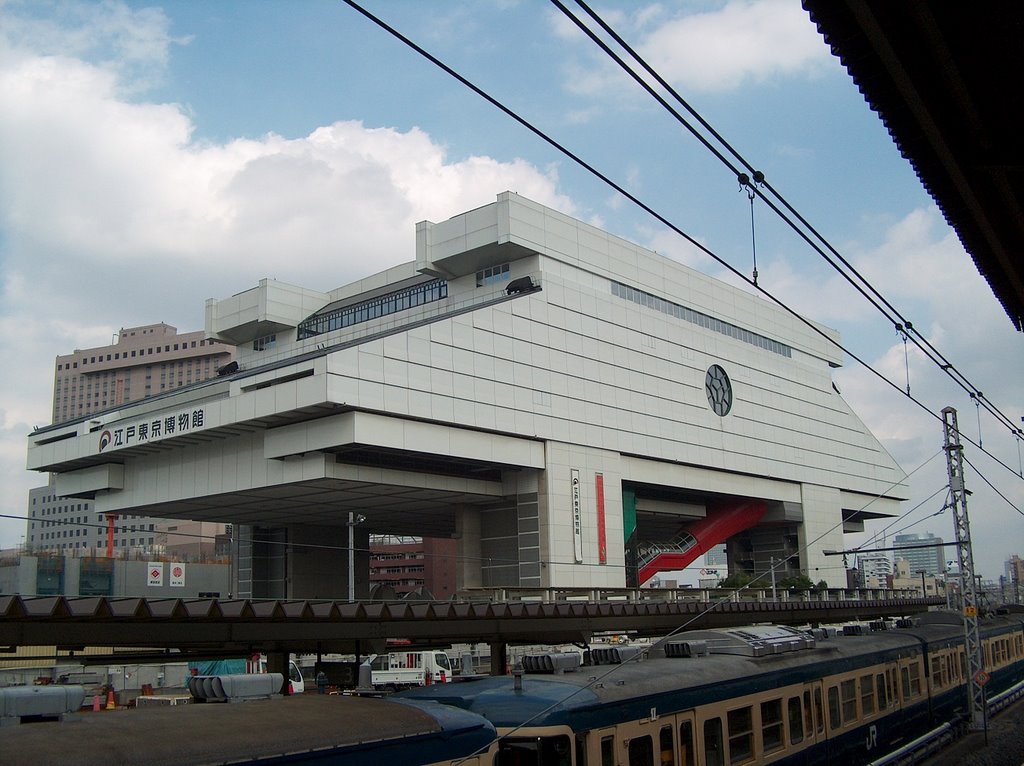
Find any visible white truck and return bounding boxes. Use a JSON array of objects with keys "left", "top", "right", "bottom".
[{"left": 364, "top": 651, "right": 453, "bottom": 690}]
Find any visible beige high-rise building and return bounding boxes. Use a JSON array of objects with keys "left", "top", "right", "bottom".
[
  {"left": 28, "top": 324, "right": 233, "bottom": 558},
  {"left": 52, "top": 323, "right": 232, "bottom": 423}
]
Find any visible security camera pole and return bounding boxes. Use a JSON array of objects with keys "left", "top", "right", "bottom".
[{"left": 942, "top": 406, "right": 986, "bottom": 732}]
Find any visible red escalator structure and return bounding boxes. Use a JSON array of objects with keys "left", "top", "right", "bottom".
[{"left": 636, "top": 500, "right": 767, "bottom": 585}]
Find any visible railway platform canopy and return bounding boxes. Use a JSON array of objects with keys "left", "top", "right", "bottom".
[
  {"left": 0, "top": 589, "right": 939, "bottom": 658},
  {"left": 26, "top": 193, "right": 908, "bottom": 599}
]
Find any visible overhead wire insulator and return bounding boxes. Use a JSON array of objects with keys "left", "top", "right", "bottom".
[
  {"left": 895, "top": 324, "right": 910, "bottom": 395},
  {"left": 738, "top": 172, "right": 764, "bottom": 287}
]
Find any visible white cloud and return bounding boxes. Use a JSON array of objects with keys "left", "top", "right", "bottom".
[
  {"left": 641, "top": 0, "right": 831, "bottom": 92},
  {"left": 553, "top": 0, "right": 832, "bottom": 98},
  {"left": 0, "top": 3, "right": 574, "bottom": 549}
]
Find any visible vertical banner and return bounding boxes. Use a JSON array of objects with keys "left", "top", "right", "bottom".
[
  {"left": 571, "top": 469, "right": 583, "bottom": 563},
  {"left": 147, "top": 562, "right": 164, "bottom": 587},
  {"left": 595, "top": 473, "right": 607, "bottom": 564},
  {"left": 170, "top": 563, "right": 186, "bottom": 587}
]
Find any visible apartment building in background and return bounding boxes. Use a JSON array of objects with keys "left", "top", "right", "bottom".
[
  {"left": 27, "top": 324, "right": 233, "bottom": 558},
  {"left": 893, "top": 532, "right": 946, "bottom": 576},
  {"left": 369, "top": 537, "right": 457, "bottom": 598}
]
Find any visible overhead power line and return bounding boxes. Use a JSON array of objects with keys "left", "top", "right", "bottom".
[
  {"left": 340, "top": 0, "right": 1023, "bottom": 483},
  {"left": 556, "top": 0, "right": 1022, "bottom": 442}
]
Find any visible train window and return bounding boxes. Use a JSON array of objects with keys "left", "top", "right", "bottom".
[
  {"left": 761, "top": 699, "right": 784, "bottom": 753},
  {"left": 930, "top": 656, "right": 942, "bottom": 688},
  {"left": 704, "top": 717, "right": 725, "bottom": 766},
  {"left": 814, "top": 688, "right": 824, "bottom": 735},
  {"left": 600, "top": 736, "right": 614, "bottom": 766},
  {"left": 802, "top": 690, "right": 813, "bottom": 737},
  {"left": 679, "top": 721, "right": 695, "bottom": 766},
  {"left": 840, "top": 680, "right": 857, "bottom": 724},
  {"left": 787, "top": 697, "right": 804, "bottom": 745},
  {"left": 727, "top": 707, "right": 753, "bottom": 764},
  {"left": 827, "top": 687, "right": 840, "bottom": 731},
  {"left": 498, "top": 736, "right": 572, "bottom": 766},
  {"left": 628, "top": 735, "right": 653, "bottom": 766},
  {"left": 875, "top": 674, "right": 887, "bottom": 710},
  {"left": 860, "top": 675, "right": 875, "bottom": 716},
  {"left": 907, "top": 663, "right": 922, "bottom": 698},
  {"left": 659, "top": 725, "right": 674, "bottom": 766}
]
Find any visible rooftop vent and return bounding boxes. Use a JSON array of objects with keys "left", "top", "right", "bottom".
[
  {"left": 591, "top": 646, "right": 645, "bottom": 665},
  {"left": 0, "top": 686, "right": 86, "bottom": 725},
  {"left": 187, "top": 673, "right": 284, "bottom": 702},
  {"left": 521, "top": 652, "right": 582, "bottom": 674},
  {"left": 664, "top": 640, "right": 710, "bottom": 658}
]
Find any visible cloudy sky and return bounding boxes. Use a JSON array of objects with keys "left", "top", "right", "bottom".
[{"left": 1, "top": 0, "right": 1021, "bottom": 581}]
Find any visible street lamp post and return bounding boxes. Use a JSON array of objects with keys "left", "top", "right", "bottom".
[
  {"left": 917, "top": 570, "right": 928, "bottom": 597},
  {"left": 347, "top": 513, "right": 366, "bottom": 602}
]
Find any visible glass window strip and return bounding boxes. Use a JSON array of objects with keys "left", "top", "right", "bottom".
[
  {"left": 297, "top": 279, "right": 448, "bottom": 340},
  {"left": 611, "top": 281, "right": 792, "bottom": 358}
]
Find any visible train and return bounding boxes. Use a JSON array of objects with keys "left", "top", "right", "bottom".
[
  {"left": 399, "top": 610, "right": 1024, "bottom": 766},
  {"left": 1, "top": 610, "right": 1022, "bottom": 765}
]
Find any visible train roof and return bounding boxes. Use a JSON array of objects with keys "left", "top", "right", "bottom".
[
  {"left": 0, "top": 694, "right": 496, "bottom": 766},
  {"left": 401, "top": 615, "right": 1023, "bottom": 729}
]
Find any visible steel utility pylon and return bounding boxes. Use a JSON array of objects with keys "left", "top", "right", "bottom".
[{"left": 942, "top": 406, "right": 986, "bottom": 731}]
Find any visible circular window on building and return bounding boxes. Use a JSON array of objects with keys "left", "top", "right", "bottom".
[{"left": 705, "top": 364, "right": 733, "bottom": 416}]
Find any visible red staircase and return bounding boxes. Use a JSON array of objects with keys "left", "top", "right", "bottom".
[{"left": 637, "top": 500, "right": 767, "bottom": 585}]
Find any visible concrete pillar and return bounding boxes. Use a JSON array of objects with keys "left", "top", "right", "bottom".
[
  {"left": 489, "top": 642, "right": 508, "bottom": 676},
  {"left": 798, "top": 484, "right": 846, "bottom": 588},
  {"left": 265, "top": 651, "right": 289, "bottom": 695},
  {"left": 454, "top": 505, "right": 482, "bottom": 591},
  {"left": 289, "top": 524, "right": 368, "bottom": 600}
]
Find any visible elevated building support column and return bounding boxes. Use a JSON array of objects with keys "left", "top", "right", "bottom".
[
  {"left": 489, "top": 642, "right": 508, "bottom": 677},
  {"left": 265, "top": 651, "right": 289, "bottom": 695},
  {"left": 797, "top": 484, "right": 846, "bottom": 588},
  {"left": 289, "top": 524, "right": 368, "bottom": 601},
  {"left": 454, "top": 505, "right": 482, "bottom": 591}
]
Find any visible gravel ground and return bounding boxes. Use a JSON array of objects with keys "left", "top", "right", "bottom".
[{"left": 921, "top": 699, "right": 1024, "bottom": 766}]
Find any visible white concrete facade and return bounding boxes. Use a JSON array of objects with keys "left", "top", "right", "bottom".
[{"left": 27, "top": 193, "right": 907, "bottom": 594}]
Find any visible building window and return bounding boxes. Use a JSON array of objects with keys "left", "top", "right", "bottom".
[
  {"left": 476, "top": 263, "right": 510, "bottom": 286},
  {"left": 253, "top": 334, "right": 277, "bottom": 352},
  {"left": 705, "top": 365, "right": 733, "bottom": 416},
  {"left": 297, "top": 278, "right": 448, "bottom": 340},
  {"left": 611, "top": 281, "right": 792, "bottom": 358}
]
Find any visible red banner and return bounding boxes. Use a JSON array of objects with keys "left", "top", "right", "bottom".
[{"left": 595, "top": 473, "right": 607, "bottom": 564}]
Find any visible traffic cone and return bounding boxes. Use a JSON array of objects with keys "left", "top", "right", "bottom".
[
  {"left": 105, "top": 688, "right": 116, "bottom": 710},
  {"left": 92, "top": 694, "right": 100, "bottom": 712}
]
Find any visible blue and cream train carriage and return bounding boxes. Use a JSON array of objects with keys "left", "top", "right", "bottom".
[{"left": 401, "top": 611, "right": 1024, "bottom": 765}]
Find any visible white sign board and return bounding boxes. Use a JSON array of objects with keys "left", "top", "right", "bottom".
[
  {"left": 571, "top": 469, "right": 583, "bottom": 563},
  {"left": 147, "top": 562, "right": 164, "bottom": 587},
  {"left": 169, "top": 563, "right": 186, "bottom": 587}
]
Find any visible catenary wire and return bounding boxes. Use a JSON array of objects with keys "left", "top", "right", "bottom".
[
  {"left": 559, "top": 0, "right": 1022, "bottom": 438},
  {"left": 339, "top": 0, "right": 1024, "bottom": 485}
]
